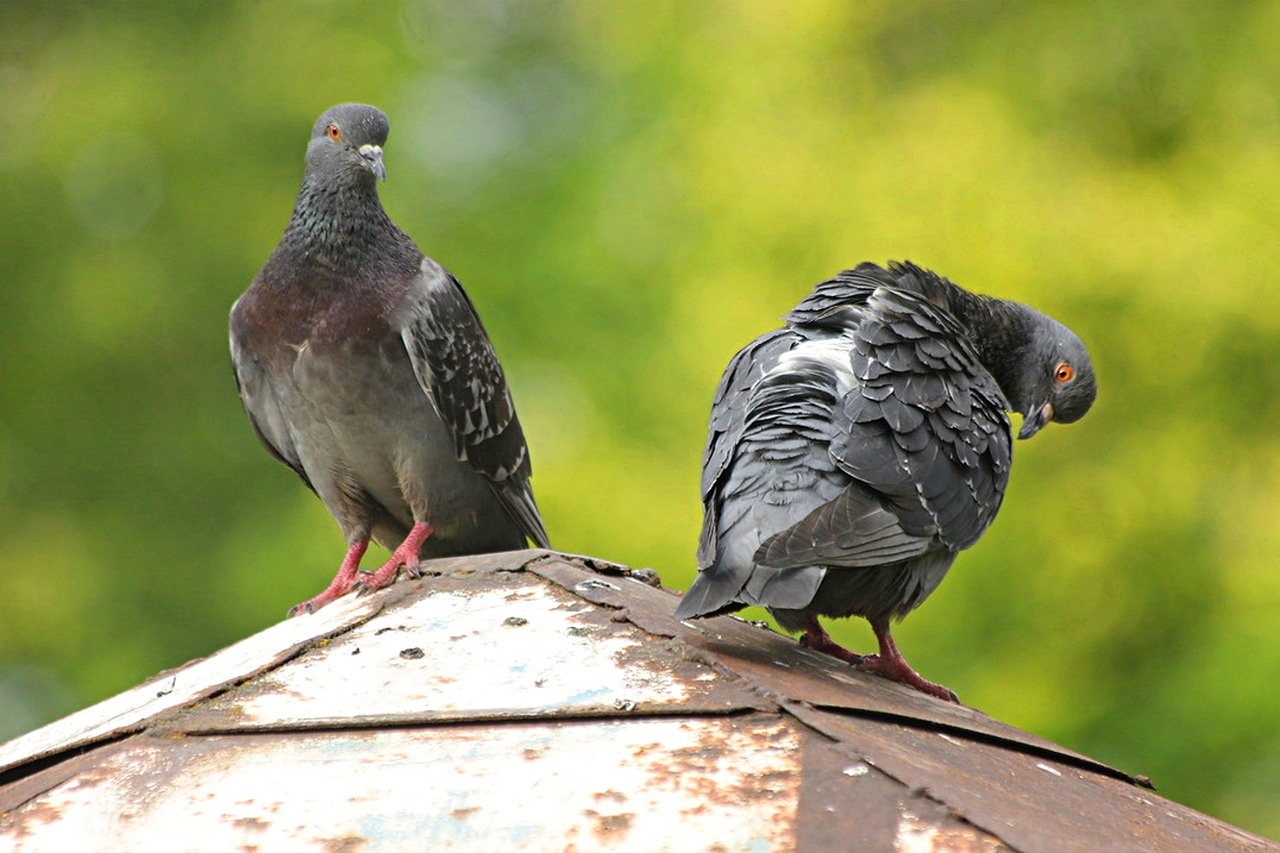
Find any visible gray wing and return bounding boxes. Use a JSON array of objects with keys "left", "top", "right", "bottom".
[
  {"left": 397, "top": 259, "right": 550, "bottom": 548},
  {"left": 757, "top": 285, "right": 1012, "bottom": 570},
  {"left": 695, "top": 328, "right": 796, "bottom": 571},
  {"left": 676, "top": 329, "right": 797, "bottom": 619},
  {"left": 229, "top": 298, "right": 315, "bottom": 494}
]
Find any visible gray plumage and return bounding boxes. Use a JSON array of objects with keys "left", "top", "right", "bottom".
[
  {"left": 230, "top": 103, "right": 548, "bottom": 614},
  {"left": 675, "top": 261, "right": 1096, "bottom": 702}
]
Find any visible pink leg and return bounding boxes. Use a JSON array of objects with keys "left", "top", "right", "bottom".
[
  {"left": 289, "top": 537, "right": 370, "bottom": 616},
  {"left": 355, "top": 522, "right": 435, "bottom": 594},
  {"left": 856, "top": 618, "right": 960, "bottom": 703},
  {"left": 798, "top": 617, "right": 867, "bottom": 665}
]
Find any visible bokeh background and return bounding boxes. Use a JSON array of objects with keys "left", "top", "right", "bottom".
[{"left": 2, "top": 0, "right": 1278, "bottom": 839}]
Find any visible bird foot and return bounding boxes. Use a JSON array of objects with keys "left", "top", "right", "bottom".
[
  {"left": 352, "top": 522, "right": 435, "bottom": 596},
  {"left": 288, "top": 581, "right": 356, "bottom": 616},
  {"left": 799, "top": 624, "right": 868, "bottom": 665},
  {"left": 800, "top": 617, "right": 960, "bottom": 703},
  {"left": 855, "top": 649, "right": 960, "bottom": 704},
  {"left": 352, "top": 565, "right": 402, "bottom": 596},
  {"left": 287, "top": 537, "right": 370, "bottom": 616}
]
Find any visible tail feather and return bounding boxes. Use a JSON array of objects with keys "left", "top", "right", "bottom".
[
  {"left": 498, "top": 483, "right": 550, "bottom": 549},
  {"left": 674, "top": 566, "right": 747, "bottom": 620}
]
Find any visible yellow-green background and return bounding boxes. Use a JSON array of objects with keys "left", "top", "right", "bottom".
[{"left": 2, "top": 0, "right": 1277, "bottom": 839}]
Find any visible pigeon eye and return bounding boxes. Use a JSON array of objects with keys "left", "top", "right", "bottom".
[
  {"left": 1054, "top": 362, "right": 1075, "bottom": 382},
  {"left": 326, "top": 124, "right": 342, "bottom": 141}
]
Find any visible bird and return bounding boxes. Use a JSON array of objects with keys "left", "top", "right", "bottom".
[
  {"left": 230, "top": 103, "right": 550, "bottom": 615},
  {"left": 675, "top": 261, "right": 1097, "bottom": 702}
]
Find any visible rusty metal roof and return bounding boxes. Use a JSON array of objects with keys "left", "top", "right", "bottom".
[{"left": 0, "top": 550, "right": 1273, "bottom": 852}]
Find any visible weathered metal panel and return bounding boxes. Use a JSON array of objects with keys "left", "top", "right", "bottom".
[
  {"left": 1, "top": 550, "right": 1273, "bottom": 852},
  {"left": 172, "top": 572, "right": 768, "bottom": 733},
  {"left": 534, "top": 555, "right": 1135, "bottom": 782},
  {"left": 0, "top": 589, "right": 384, "bottom": 776},
  {"left": 788, "top": 703, "right": 1274, "bottom": 853},
  {"left": 2, "top": 716, "right": 810, "bottom": 852},
  {"left": 791, "top": 721, "right": 1009, "bottom": 851},
  {"left": 0, "top": 550, "right": 556, "bottom": 778}
]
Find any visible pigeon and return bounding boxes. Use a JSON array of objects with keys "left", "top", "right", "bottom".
[
  {"left": 675, "top": 261, "right": 1097, "bottom": 702},
  {"left": 230, "top": 103, "right": 550, "bottom": 615}
]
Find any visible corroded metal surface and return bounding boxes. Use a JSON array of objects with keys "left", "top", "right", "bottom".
[
  {"left": 0, "top": 714, "right": 1011, "bottom": 853},
  {"left": 170, "top": 571, "right": 768, "bottom": 733},
  {"left": 3, "top": 717, "right": 806, "bottom": 852},
  {"left": 532, "top": 555, "right": 1139, "bottom": 782},
  {"left": 0, "top": 582, "right": 384, "bottom": 776},
  {"left": 0, "top": 550, "right": 1273, "bottom": 852},
  {"left": 788, "top": 703, "right": 1275, "bottom": 853}
]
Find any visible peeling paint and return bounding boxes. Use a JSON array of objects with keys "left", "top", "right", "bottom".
[
  {"left": 1, "top": 552, "right": 1270, "bottom": 853},
  {"left": 2, "top": 718, "right": 802, "bottom": 852},
  {"left": 192, "top": 581, "right": 710, "bottom": 727},
  {"left": 895, "top": 812, "right": 1007, "bottom": 853}
]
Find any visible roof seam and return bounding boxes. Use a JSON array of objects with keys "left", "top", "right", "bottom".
[
  {"left": 146, "top": 706, "right": 774, "bottom": 739},
  {"left": 780, "top": 698, "right": 1027, "bottom": 853},
  {"left": 805, "top": 703, "right": 1152, "bottom": 789}
]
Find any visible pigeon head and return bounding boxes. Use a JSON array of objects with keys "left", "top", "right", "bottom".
[
  {"left": 1009, "top": 311, "right": 1097, "bottom": 440},
  {"left": 304, "top": 103, "right": 391, "bottom": 187}
]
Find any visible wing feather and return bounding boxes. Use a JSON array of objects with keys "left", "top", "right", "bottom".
[{"left": 397, "top": 259, "right": 549, "bottom": 548}]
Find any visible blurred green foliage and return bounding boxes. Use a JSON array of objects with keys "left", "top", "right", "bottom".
[{"left": 1, "top": 0, "right": 1278, "bottom": 839}]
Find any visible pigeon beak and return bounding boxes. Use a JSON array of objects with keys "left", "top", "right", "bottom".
[
  {"left": 358, "top": 144, "right": 386, "bottom": 181},
  {"left": 1018, "top": 401, "right": 1054, "bottom": 440}
]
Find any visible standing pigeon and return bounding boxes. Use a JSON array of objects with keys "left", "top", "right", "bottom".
[
  {"left": 675, "top": 261, "right": 1096, "bottom": 702},
  {"left": 230, "top": 103, "right": 550, "bottom": 615}
]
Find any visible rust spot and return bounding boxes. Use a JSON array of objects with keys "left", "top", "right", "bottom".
[
  {"left": 451, "top": 806, "right": 480, "bottom": 821},
  {"left": 629, "top": 742, "right": 663, "bottom": 759},
  {"left": 896, "top": 812, "right": 1007, "bottom": 851},
  {"left": 318, "top": 834, "right": 366, "bottom": 852},
  {"left": 231, "top": 816, "right": 270, "bottom": 832},
  {"left": 1, "top": 798, "right": 65, "bottom": 839},
  {"left": 522, "top": 747, "right": 548, "bottom": 761},
  {"left": 592, "top": 789, "right": 628, "bottom": 804},
  {"left": 66, "top": 766, "right": 113, "bottom": 790},
  {"left": 584, "top": 808, "right": 634, "bottom": 839},
  {"left": 680, "top": 802, "right": 710, "bottom": 819}
]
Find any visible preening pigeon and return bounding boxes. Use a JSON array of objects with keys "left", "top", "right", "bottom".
[
  {"left": 230, "top": 103, "right": 549, "bottom": 615},
  {"left": 675, "top": 261, "right": 1097, "bottom": 702}
]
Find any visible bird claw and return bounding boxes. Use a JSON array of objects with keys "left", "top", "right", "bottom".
[
  {"left": 287, "top": 590, "right": 343, "bottom": 616},
  {"left": 350, "top": 571, "right": 378, "bottom": 598},
  {"left": 854, "top": 654, "right": 960, "bottom": 704},
  {"left": 289, "top": 525, "right": 433, "bottom": 612},
  {"left": 354, "top": 523, "right": 433, "bottom": 593},
  {"left": 798, "top": 625, "right": 867, "bottom": 665}
]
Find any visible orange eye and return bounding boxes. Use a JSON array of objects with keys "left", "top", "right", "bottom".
[
  {"left": 326, "top": 123, "right": 342, "bottom": 141},
  {"left": 1054, "top": 362, "right": 1075, "bottom": 382}
]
